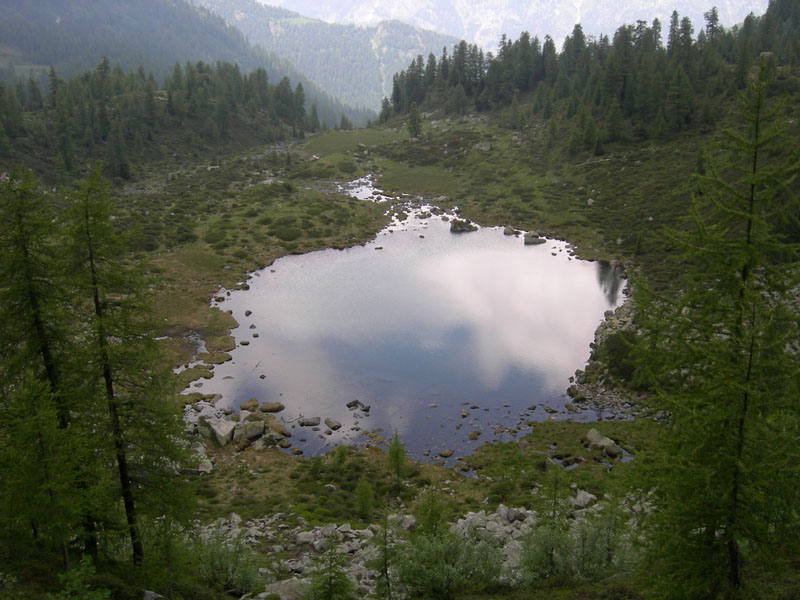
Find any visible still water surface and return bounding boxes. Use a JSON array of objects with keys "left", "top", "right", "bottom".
[{"left": 197, "top": 184, "right": 625, "bottom": 460}]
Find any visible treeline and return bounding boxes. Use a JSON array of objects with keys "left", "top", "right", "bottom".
[
  {"left": 0, "top": 58, "right": 333, "bottom": 180},
  {"left": 0, "top": 166, "right": 192, "bottom": 583},
  {"left": 0, "top": 0, "right": 374, "bottom": 131},
  {"left": 385, "top": 0, "right": 800, "bottom": 145}
]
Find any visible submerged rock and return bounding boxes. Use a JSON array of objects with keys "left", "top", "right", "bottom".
[
  {"left": 324, "top": 418, "right": 342, "bottom": 431},
  {"left": 524, "top": 232, "right": 546, "bottom": 245}
]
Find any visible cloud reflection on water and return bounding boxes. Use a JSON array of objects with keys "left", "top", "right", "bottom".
[{"left": 202, "top": 219, "right": 623, "bottom": 453}]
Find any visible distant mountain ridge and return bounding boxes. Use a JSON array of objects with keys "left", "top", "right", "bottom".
[
  {"left": 0, "top": 0, "right": 374, "bottom": 126},
  {"left": 261, "top": 0, "right": 769, "bottom": 50},
  {"left": 190, "top": 0, "right": 458, "bottom": 110}
]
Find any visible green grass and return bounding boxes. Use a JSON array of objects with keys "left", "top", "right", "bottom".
[
  {"left": 378, "top": 160, "right": 461, "bottom": 197},
  {"left": 302, "top": 127, "right": 401, "bottom": 156}
]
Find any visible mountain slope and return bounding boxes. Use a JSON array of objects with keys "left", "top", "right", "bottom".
[
  {"left": 190, "top": 0, "right": 458, "bottom": 109},
  {"left": 261, "top": 0, "right": 769, "bottom": 50},
  {"left": 0, "top": 0, "right": 373, "bottom": 126}
]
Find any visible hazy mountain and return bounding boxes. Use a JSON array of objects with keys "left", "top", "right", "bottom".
[
  {"left": 190, "top": 0, "right": 457, "bottom": 109},
  {"left": 260, "top": 0, "right": 769, "bottom": 51},
  {"left": 0, "top": 0, "right": 374, "bottom": 125}
]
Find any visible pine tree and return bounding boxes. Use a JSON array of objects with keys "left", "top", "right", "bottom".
[
  {"left": 387, "top": 431, "right": 406, "bottom": 483},
  {"left": 0, "top": 170, "right": 79, "bottom": 568},
  {"left": 66, "top": 166, "right": 191, "bottom": 565},
  {"left": 636, "top": 58, "right": 800, "bottom": 599},
  {"left": 407, "top": 101, "right": 421, "bottom": 138}
]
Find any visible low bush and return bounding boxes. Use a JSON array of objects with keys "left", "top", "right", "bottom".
[
  {"left": 395, "top": 530, "right": 503, "bottom": 599},
  {"left": 190, "top": 527, "right": 265, "bottom": 596}
]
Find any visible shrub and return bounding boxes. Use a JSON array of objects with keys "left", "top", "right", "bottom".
[
  {"left": 395, "top": 530, "right": 503, "bottom": 599},
  {"left": 354, "top": 477, "right": 374, "bottom": 521},
  {"left": 46, "top": 556, "right": 110, "bottom": 600},
  {"left": 304, "top": 539, "right": 354, "bottom": 600},
  {"left": 190, "top": 527, "right": 264, "bottom": 596},
  {"left": 519, "top": 504, "right": 640, "bottom": 586}
]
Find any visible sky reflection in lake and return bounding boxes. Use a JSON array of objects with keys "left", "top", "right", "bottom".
[{"left": 197, "top": 211, "right": 624, "bottom": 460}]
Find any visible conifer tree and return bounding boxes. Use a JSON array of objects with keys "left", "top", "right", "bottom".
[
  {"left": 407, "top": 101, "right": 421, "bottom": 138},
  {"left": 387, "top": 431, "right": 406, "bottom": 483},
  {"left": 66, "top": 166, "right": 191, "bottom": 565},
  {"left": 636, "top": 58, "right": 800, "bottom": 599}
]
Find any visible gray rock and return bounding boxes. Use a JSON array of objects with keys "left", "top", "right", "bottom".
[
  {"left": 503, "top": 226, "right": 516, "bottom": 236},
  {"left": 233, "top": 421, "right": 265, "bottom": 442},
  {"left": 299, "top": 417, "right": 321, "bottom": 427},
  {"left": 497, "top": 504, "right": 509, "bottom": 524},
  {"left": 584, "top": 428, "right": 623, "bottom": 458},
  {"left": 143, "top": 592, "right": 164, "bottom": 600},
  {"left": 205, "top": 418, "right": 235, "bottom": 446},
  {"left": 570, "top": 490, "right": 598, "bottom": 510},
  {"left": 296, "top": 531, "right": 316, "bottom": 545},
  {"left": 524, "top": 232, "right": 547, "bottom": 245},
  {"left": 260, "top": 402, "right": 286, "bottom": 413},
  {"left": 258, "top": 578, "right": 310, "bottom": 600},
  {"left": 324, "top": 418, "right": 342, "bottom": 431}
]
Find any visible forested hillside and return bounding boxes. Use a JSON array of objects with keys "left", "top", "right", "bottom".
[
  {"left": 0, "top": 0, "right": 373, "bottom": 126},
  {"left": 0, "top": 58, "right": 320, "bottom": 187},
  {"left": 191, "top": 0, "right": 458, "bottom": 109},
  {"left": 387, "top": 0, "right": 799, "bottom": 145}
]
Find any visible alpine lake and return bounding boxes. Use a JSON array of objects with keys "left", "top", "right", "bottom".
[{"left": 184, "top": 176, "right": 626, "bottom": 462}]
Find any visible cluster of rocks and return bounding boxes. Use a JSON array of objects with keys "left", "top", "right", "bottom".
[
  {"left": 182, "top": 395, "right": 380, "bottom": 465},
  {"left": 568, "top": 301, "right": 643, "bottom": 417},
  {"left": 199, "top": 488, "right": 650, "bottom": 600}
]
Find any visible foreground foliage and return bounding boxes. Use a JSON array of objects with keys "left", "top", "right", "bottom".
[{"left": 635, "top": 60, "right": 800, "bottom": 599}]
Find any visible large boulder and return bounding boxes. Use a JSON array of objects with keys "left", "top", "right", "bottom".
[
  {"left": 198, "top": 418, "right": 235, "bottom": 447},
  {"left": 583, "top": 428, "right": 623, "bottom": 458},
  {"left": 570, "top": 489, "right": 598, "bottom": 510},
  {"left": 299, "top": 417, "right": 321, "bottom": 427},
  {"left": 296, "top": 531, "right": 316, "bottom": 545},
  {"left": 257, "top": 578, "right": 310, "bottom": 599},
  {"left": 233, "top": 421, "right": 265, "bottom": 442}
]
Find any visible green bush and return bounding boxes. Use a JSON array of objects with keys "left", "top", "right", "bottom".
[
  {"left": 46, "top": 556, "right": 110, "bottom": 600},
  {"left": 395, "top": 530, "right": 503, "bottom": 599},
  {"left": 190, "top": 527, "right": 265, "bottom": 596},
  {"left": 519, "top": 505, "right": 640, "bottom": 586},
  {"left": 597, "top": 330, "right": 639, "bottom": 382},
  {"left": 304, "top": 539, "right": 354, "bottom": 600}
]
